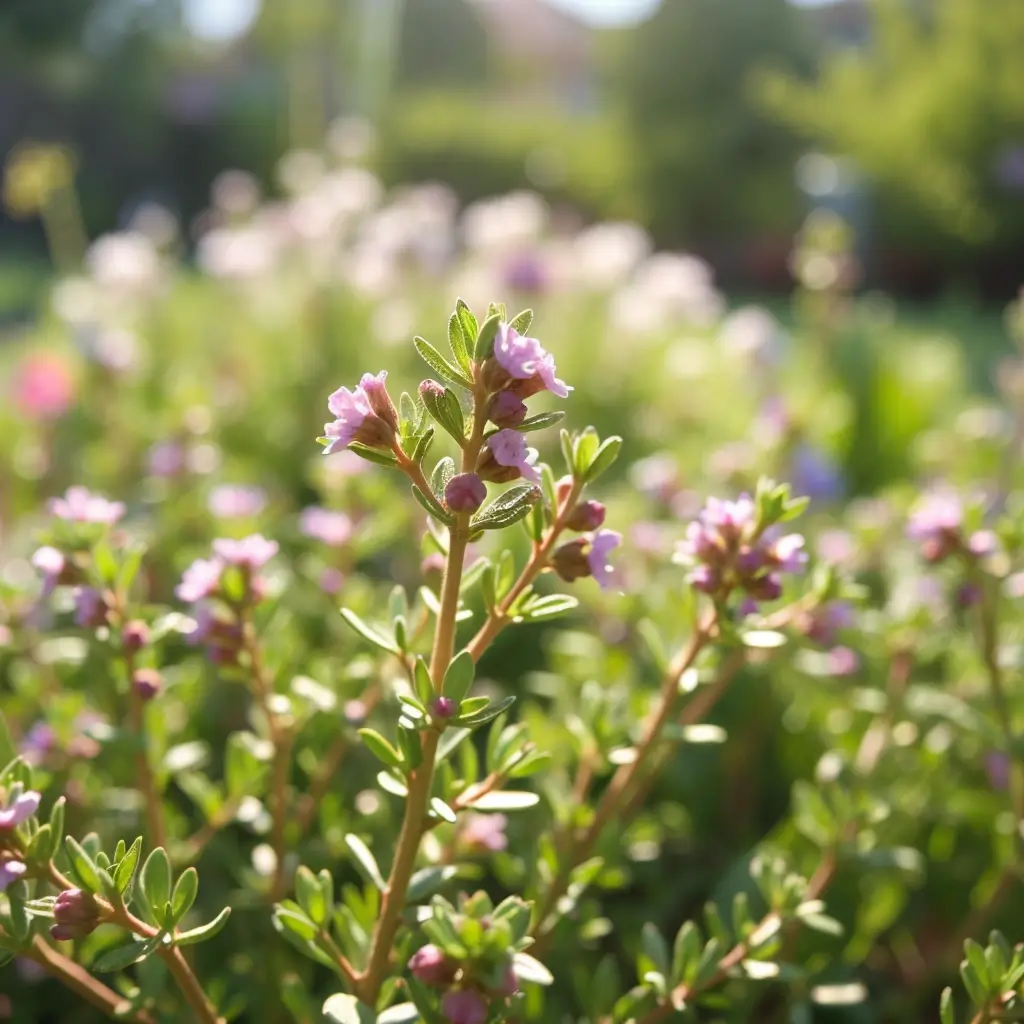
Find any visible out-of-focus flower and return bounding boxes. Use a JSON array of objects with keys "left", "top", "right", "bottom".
[
  {"left": 122, "top": 620, "right": 150, "bottom": 653},
  {"left": 319, "top": 567, "right": 345, "bottom": 595},
  {"left": 0, "top": 860, "right": 26, "bottom": 892},
  {"left": 445, "top": 474, "right": 487, "bottom": 514},
  {"left": 441, "top": 989, "right": 489, "bottom": 1024},
  {"left": 147, "top": 440, "right": 187, "bottom": 478},
  {"left": 827, "top": 646, "right": 859, "bottom": 676},
  {"left": 212, "top": 535, "right": 278, "bottom": 570},
  {"left": 587, "top": 530, "right": 622, "bottom": 590},
  {"left": 720, "top": 306, "right": 784, "bottom": 365},
  {"left": 12, "top": 352, "right": 75, "bottom": 421},
  {"left": 20, "top": 722, "right": 55, "bottom": 766},
  {"left": 462, "top": 191, "right": 547, "bottom": 253},
  {"left": 573, "top": 221, "right": 651, "bottom": 289},
  {"left": 409, "top": 944, "right": 459, "bottom": 987},
  {"left": 86, "top": 232, "right": 161, "bottom": 293},
  {"left": 461, "top": 813, "right": 508, "bottom": 853},
  {"left": 32, "top": 546, "right": 66, "bottom": 595},
  {"left": 300, "top": 507, "right": 353, "bottom": 547},
  {"left": 132, "top": 668, "right": 163, "bottom": 701},
  {"left": 50, "top": 486, "right": 125, "bottom": 525},
  {"left": 211, "top": 169, "right": 261, "bottom": 217},
  {"left": 630, "top": 453, "right": 680, "bottom": 504},
  {"left": 73, "top": 587, "right": 107, "bottom": 629},
  {"left": 907, "top": 489, "right": 963, "bottom": 563},
  {"left": 323, "top": 372, "right": 397, "bottom": 454},
  {"left": 479, "top": 429, "right": 541, "bottom": 485},
  {"left": 0, "top": 790, "right": 40, "bottom": 829},
  {"left": 986, "top": 751, "right": 1011, "bottom": 791},
  {"left": 790, "top": 444, "right": 844, "bottom": 504},
  {"left": 176, "top": 558, "right": 223, "bottom": 603},
  {"left": 797, "top": 601, "right": 854, "bottom": 646},
  {"left": 208, "top": 484, "right": 267, "bottom": 519}
]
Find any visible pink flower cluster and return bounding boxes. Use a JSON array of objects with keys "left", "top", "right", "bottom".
[
  {"left": 323, "top": 371, "right": 399, "bottom": 454},
  {"left": 551, "top": 529, "right": 623, "bottom": 590},
  {"left": 491, "top": 322, "right": 571, "bottom": 399},
  {"left": 176, "top": 534, "right": 279, "bottom": 604},
  {"left": 676, "top": 495, "right": 806, "bottom": 604},
  {"left": 49, "top": 486, "right": 125, "bottom": 525}
]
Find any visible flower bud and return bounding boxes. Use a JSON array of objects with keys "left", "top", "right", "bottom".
[
  {"left": 445, "top": 473, "right": 486, "bottom": 514},
  {"left": 565, "top": 500, "right": 606, "bottom": 532},
  {"left": 492, "top": 961, "right": 519, "bottom": 997},
  {"left": 551, "top": 539, "right": 592, "bottom": 583},
  {"left": 51, "top": 888, "right": 100, "bottom": 940},
  {"left": 132, "top": 668, "right": 162, "bottom": 701},
  {"left": 419, "top": 379, "right": 446, "bottom": 401},
  {"left": 122, "top": 619, "right": 150, "bottom": 653},
  {"left": 441, "top": 989, "right": 488, "bottom": 1024},
  {"left": 487, "top": 390, "right": 527, "bottom": 428},
  {"left": 432, "top": 696, "right": 458, "bottom": 720},
  {"left": 408, "top": 944, "right": 459, "bottom": 987}
]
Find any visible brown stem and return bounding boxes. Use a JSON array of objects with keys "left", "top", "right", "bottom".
[
  {"left": 319, "top": 930, "right": 360, "bottom": 988},
  {"left": 43, "top": 864, "right": 223, "bottom": 1023},
  {"left": 357, "top": 378, "right": 491, "bottom": 1002},
  {"left": 534, "top": 621, "right": 715, "bottom": 936},
  {"left": 173, "top": 800, "right": 242, "bottom": 866},
  {"left": 26, "top": 935, "right": 156, "bottom": 1024}
]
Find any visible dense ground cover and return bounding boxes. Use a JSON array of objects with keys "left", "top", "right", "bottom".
[{"left": 2, "top": 157, "right": 1024, "bottom": 1024}]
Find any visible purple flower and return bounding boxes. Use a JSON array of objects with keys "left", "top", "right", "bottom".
[
  {"left": 702, "top": 495, "right": 757, "bottom": 539},
  {"left": 986, "top": 751, "right": 1011, "bottom": 791},
  {"left": 176, "top": 557, "right": 224, "bottom": 603},
  {"left": 147, "top": 440, "right": 187, "bottom": 478},
  {"left": 319, "top": 567, "right": 345, "bottom": 594},
  {"left": 481, "top": 429, "right": 541, "bottom": 485},
  {"left": 790, "top": 444, "right": 844, "bottom": 504},
  {"left": 827, "top": 646, "right": 859, "bottom": 676},
  {"left": 74, "top": 587, "right": 107, "bottom": 629},
  {"left": 799, "top": 601, "right": 854, "bottom": 646},
  {"left": 0, "top": 790, "right": 41, "bottom": 829},
  {"left": 445, "top": 473, "right": 487, "bottom": 513},
  {"left": 461, "top": 812, "right": 508, "bottom": 852},
  {"left": 208, "top": 484, "right": 267, "bottom": 519},
  {"left": 408, "top": 944, "right": 459, "bottom": 987},
  {"left": 766, "top": 532, "right": 807, "bottom": 573},
  {"left": 49, "top": 486, "right": 125, "bottom": 525},
  {"left": 587, "top": 530, "right": 622, "bottom": 590},
  {"left": 492, "top": 323, "right": 571, "bottom": 398},
  {"left": 323, "top": 371, "right": 397, "bottom": 454},
  {"left": 907, "top": 489, "right": 963, "bottom": 562},
  {"left": 212, "top": 534, "right": 278, "bottom": 570},
  {"left": 21, "top": 722, "right": 55, "bottom": 766},
  {"left": 0, "top": 860, "right": 26, "bottom": 892},
  {"left": 32, "top": 546, "right": 65, "bottom": 596},
  {"left": 299, "top": 507, "right": 353, "bottom": 546},
  {"left": 441, "top": 990, "right": 489, "bottom": 1024},
  {"left": 132, "top": 668, "right": 163, "bottom": 700}
]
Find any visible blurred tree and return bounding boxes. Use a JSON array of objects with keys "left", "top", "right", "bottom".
[
  {"left": 394, "top": 0, "right": 488, "bottom": 91},
  {"left": 760, "top": 0, "right": 1024, "bottom": 253},
  {"left": 615, "top": 0, "right": 813, "bottom": 246}
]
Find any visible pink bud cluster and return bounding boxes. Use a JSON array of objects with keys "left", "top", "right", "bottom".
[
  {"left": 676, "top": 495, "right": 806, "bottom": 605},
  {"left": 407, "top": 942, "right": 519, "bottom": 1024}
]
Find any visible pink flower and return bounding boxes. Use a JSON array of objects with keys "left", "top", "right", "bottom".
[
  {"left": 461, "top": 812, "right": 508, "bottom": 852},
  {"left": 483, "top": 429, "right": 541, "bottom": 485},
  {"left": 0, "top": 790, "right": 40, "bottom": 829},
  {"left": 13, "top": 352, "right": 75, "bottom": 421},
  {"left": 212, "top": 534, "right": 279, "bottom": 569},
  {"left": 147, "top": 441, "right": 187, "bottom": 478},
  {"left": 323, "top": 372, "right": 396, "bottom": 454},
  {"left": 208, "top": 484, "right": 267, "bottom": 519},
  {"left": 408, "top": 944, "right": 459, "bottom": 987},
  {"left": 767, "top": 532, "right": 807, "bottom": 573},
  {"left": 441, "top": 990, "right": 489, "bottom": 1024},
  {"left": 49, "top": 487, "right": 125, "bottom": 525},
  {"left": 0, "top": 860, "right": 26, "bottom": 892},
  {"left": 176, "top": 558, "right": 224, "bottom": 603},
  {"left": 32, "top": 546, "right": 65, "bottom": 593},
  {"left": 493, "top": 323, "right": 571, "bottom": 398},
  {"left": 73, "top": 587, "right": 107, "bottom": 629},
  {"left": 587, "top": 529, "right": 622, "bottom": 590},
  {"left": 299, "top": 507, "right": 353, "bottom": 547}
]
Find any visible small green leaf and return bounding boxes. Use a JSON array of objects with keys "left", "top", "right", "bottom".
[
  {"left": 456, "top": 695, "right": 516, "bottom": 728},
  {"left": 475, "top": 313, "right": 502, "bottom": 362},
  {"left": 296, "top": 866, "right": 327, "bottom": 926},
  {"left": 140, "top": 848, "right": 172, "bottom": 924},
  {"left": 641, "top": 922, "right": 671, "bottom": 977},
  {"left": 412, "top": 484, "right": 454, "bottom": 526},
  {"left": 421, "top": 383, "right": 466, "bottom": 444},
  {"left": 520, "top": 594, "right": 579, "bottom": 621},
  {"left": 585, "top": 436, "right": 622, "bottom": 482},
  {"left": 323, "top": 994, "right": 377, "bottom": 1024},
  {"left": 513, "top": 952, "right": 554, "bottom": 986},
  {"left": 470, "top": 485, "right": 540, "bottom": 532},
  {"left": 92, "top": 936, "right": 163, "bottom": 973},
  {"left": 347, "top": 443, "right": 400, "bottom": 467},
  {"left": 939, "top": 987, "right": 955, "bottom": 1024},
  {"left": 359, "top": 729, "right": 403, "bottom": 771},
  {"left": 414, "top": 337, "right": 473, "bottom": 390},
  {"left": 64, "top": 836, "right": 102, "bottom": 893},
  {"left": 170, "top": 867, "right": 198, "bottom": 926},
  {"left": 430, "top": 457, "right": 457, "bottom": 500},
  {"left": 471, "top": 791, "right": 540, "bottom": 811},
  {"left": 509, "top": 308, "right": 533, "bottom": 335},
  {"left": 114, "top": 837, "right": 143, "bottom": 897},
  {"left": 339, "top": 609, "right": 399, "bottom": 654},
  {"left": 672, "top": 921, "right": 702, "bottom": 987},
  {"left": 443, "top": 650, "right": 475, "bottom": 703},
  {"left": 175, "top": 906, "right": 231, "bottom": 946},
  {"left": 345, "top": 834, "right": 386, "bottom": 891},
  {"left": 408, "top": 865, "right": 458, "bottom": 902},
  {"left": 448, "top": 313, "right": 471, "bottom": 373},
  {"left": 379, "top": 1004, "right": 420, "bottom": 1024},
  {"left": 430, "top": 797, "right": 457, "bottom": 824}
]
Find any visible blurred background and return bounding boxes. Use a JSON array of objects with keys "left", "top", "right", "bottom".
[{"left": 3, "top": 0, "right": 1024, "bottom": 321}]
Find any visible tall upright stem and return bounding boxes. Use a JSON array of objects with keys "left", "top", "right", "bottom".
[{"left": 358, "top": 381, "right": 489, "bottom": 1002}]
